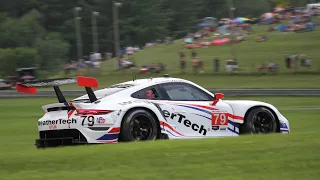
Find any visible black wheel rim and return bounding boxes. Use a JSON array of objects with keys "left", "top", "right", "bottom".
[
  {"left": 251, "top": 111, "right": 275, "bottom": 133},
  {"left": 129, "top": 115, "right": 154, "bottom": 141}
]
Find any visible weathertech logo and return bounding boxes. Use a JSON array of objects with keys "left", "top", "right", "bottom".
[
  {"left": 162, "top": 110, "right": 207, "bottom": 135},
  {"left": 38, "top": 119, "right": 77, "bottom": 126}
]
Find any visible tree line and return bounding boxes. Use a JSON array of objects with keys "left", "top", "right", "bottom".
[{"left": 0, "top": 0, "right": 308, "bottom": 77}]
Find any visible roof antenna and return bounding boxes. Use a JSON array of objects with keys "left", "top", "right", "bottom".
[{"left": 133, "top": 75, "right": 136, "bottom": 81}]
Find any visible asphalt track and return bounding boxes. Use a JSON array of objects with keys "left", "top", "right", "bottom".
[{"left": 0, "top": 89, "right": 320, "bottom": 98}]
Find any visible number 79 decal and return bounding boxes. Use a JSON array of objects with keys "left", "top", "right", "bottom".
[
  {"left": 212, "top": 113, "right": 229, "bottom": 126},
  {"left": 81, "top": 116, "right": 95, "bottom": 126}
]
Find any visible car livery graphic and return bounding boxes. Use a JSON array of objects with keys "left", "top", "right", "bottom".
[{"left": 16, "top": 75, "right": 290, "bottom": 148}]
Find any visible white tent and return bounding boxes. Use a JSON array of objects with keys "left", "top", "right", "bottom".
[{"left": 307, "top": 3, "right": 320, "bottom": 10}]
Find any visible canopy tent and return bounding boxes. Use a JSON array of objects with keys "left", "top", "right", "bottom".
[
  {"left": 262, "top": 12, "right": 274, "bottom": 19},
  {"left": 307, "top": 3, "right": 320, "bottom": 11},
  {"left": 200, "top": 17, "right": 217, "bottom": 27},
  {"left": 232, "top": 17, "right": 250, "bottom": 23},
  {"left": 274, "top": 7, "right": 285, "bottom": 12},
  {"left": 218, "top": 18, "right": 232, "bottom": 26},
  {"left": 198, "top": 23, "right": 210, "bottom": 27}
]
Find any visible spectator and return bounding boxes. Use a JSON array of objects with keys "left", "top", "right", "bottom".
[
  {"left": 214, "top": 58, "right": 220, "bottom": 73},
  {"left": 179, "top": 52, "right": 186, "bottom": 73},
  {"left": 192, "top": 57, "right": 200, "bottom": 74},
  {"left": 290, "top": 53, "right": 298, "bottom": 71},
  {"left": 191, "top": 50, "right": 197, "bottom": 59},
  {"left": 256, "top": 35, "right": 268, "bottom": 42},
  {"left": 225, "top": 59, "right": 238, "bottom": 73},
  {"left": 199, "top": 60, "right": 204, "bottom": 73},
  {"left": 116, "top": 55, "right": 123, "bottom": 70},
  {"left": 77, "top": 59, "right": 86, "bottom": 72},
  {"left": 300, "top": 54, "right": 312, "bottom": 68},
  {"left": 126, "top": 47, "right": 134, "bottom": 58},
  {"left": 285, "top": 57, "right": 291, "bottom": 69}
]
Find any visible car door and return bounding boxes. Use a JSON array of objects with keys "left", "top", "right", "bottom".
[{"left": 159, "top": 82, "right": 235, "bottom": 137}]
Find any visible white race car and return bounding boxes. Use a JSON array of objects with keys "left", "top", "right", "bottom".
[{"left": 16, "top": 75, "right": 290, "bottom": 148}]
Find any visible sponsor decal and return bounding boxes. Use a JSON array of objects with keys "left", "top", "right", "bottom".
[
  {"left": 96, "top": 117, "right": 106, "bottom": 124},
  {"left": 118, "top": 100, "right": 153, "bottom": 106},
  {"left": 280, "top": 122, "right": 288, "bottom": 129},
  {"left": 212, "top": 126, "right": 219, "bottom": 131},
  {"left": 49, "top": 124, "right": 57, "bottom": 129},
  {"left": 220, "top": 127, "right": 227, "bottom": 131},
  {"left": 94, "top": 100, "right": 101, "bottom": 104},
  {"left": 38, "top": 118, "right": 77, "bottom": 126},
  {"left": 22, "top": 78, "right": 77, "bottom": 87},
  {"left": 162, "top": 110, "right": 207, "bottom": 136}
]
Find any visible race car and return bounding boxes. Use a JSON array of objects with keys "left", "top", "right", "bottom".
[{"left": 16, "top": 75, "right": 290, "bottom": 148}]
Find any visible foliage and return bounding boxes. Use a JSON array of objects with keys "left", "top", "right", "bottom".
[
  {"left": 0, "top": 47, "right": 40, "bottom": 76},
  {"left": 0, "top": 9, "right": 70, "bottom": 77},
  {"left": 0, "top": 10, "right": 45, "bottom": 48},
  {"left": 271, "top": 0, "right": 309, "bottom": 6},
  {"left": 34, "top": 32, "right": 70, "bottom": 70}
]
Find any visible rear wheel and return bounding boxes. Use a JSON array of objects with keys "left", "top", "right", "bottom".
[
  {"left": 119, "top": 109, "right": 158, "bottom": 142},
  {"left": 240, "top": 107, "right": 278, "bottom": 134}
]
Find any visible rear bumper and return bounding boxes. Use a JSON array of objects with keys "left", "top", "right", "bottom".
[
  {"left": 36, "top": 129, "right": 88, "bottom": 148},
  {"left": 35, "top": 138, "right": 88, "bottom": 148}
]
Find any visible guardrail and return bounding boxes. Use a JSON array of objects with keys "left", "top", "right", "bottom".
[{"left": 1, "top": 89, "right": 320, "bottom": 98}]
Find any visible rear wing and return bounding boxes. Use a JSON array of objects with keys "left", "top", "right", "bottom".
[{"left": 16, "top": 76, "right": 99, "bottom": 103}]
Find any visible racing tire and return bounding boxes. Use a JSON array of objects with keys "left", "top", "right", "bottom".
[
  {"left": 240, "top": 107, "right": 278, "bottom": 134},
  {"left": 119, "top": 109, "right": 159, "bottom": 142}
]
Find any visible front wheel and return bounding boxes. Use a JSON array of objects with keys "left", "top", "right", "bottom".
[
  {"left": 119, "top": 109, "right": 158, "bottom": 142},
  {"left": 240, "top": 107, "right": 278, "bottom": 134}
]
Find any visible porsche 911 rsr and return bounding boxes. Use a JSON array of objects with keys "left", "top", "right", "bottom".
[{"left": 16, "top": 75, "right": 290, "bottom": 148}]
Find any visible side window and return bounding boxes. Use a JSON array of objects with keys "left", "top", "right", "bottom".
[
  {"left": 131, "top": 86, "right": 161, "bottom": 100},
  {"left": 161, "top": 83, "right": 214, "bottom": 101}
]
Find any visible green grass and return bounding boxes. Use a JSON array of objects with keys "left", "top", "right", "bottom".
[
  {"left": 0, "top": 97, "right": 319, "bottom": 180},
  {"left": 51, "top": 22, "right": 320, "bottom": 89}
]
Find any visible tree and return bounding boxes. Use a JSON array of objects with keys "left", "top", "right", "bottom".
[
  {"left": 34, "top": 32, "right": 70, "bottom": 70},
  {"left": 0, "top": 10, "right": 45, "bottom": 48},
  {"left": 271, "top": 0, "right": 307, "bottom": 6},
  {"left": 0, "top": 47, "right": 40, "bottom": 76}
]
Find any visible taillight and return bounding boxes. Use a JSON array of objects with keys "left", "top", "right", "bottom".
[{"left": 75, "top": 109, "right": 112, "bottom": 116}]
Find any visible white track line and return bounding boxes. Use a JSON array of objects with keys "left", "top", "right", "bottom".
[{"left": 279, "top": 107, "right": 320, "bottom": 111}]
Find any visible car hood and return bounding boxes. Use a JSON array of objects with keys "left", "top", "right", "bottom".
[{"left": 223, "top": 100, "right": 281, "bottom": 116}]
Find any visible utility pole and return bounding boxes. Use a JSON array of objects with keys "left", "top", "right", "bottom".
[
  {"left": 113, "top": 2, "right": 122, "bottom": 69},
  {"left": 92, "top": 11, "right": 100, "bottom": 53},
  {"left": 228, "top": 0, "right": 236, "bottom": 60},
  {"left": 74, "top": 7, "right": 83, "bottom": 60}
]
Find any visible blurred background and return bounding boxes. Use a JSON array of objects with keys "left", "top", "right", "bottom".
[{"left": 0, "top": 0, "right": 319, "bottom": 89}]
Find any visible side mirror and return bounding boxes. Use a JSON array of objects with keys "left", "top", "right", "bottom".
[
  {"left": 210, "top": 93, "right": 224, "bottom": 106},
  {"left": 215, "top": 93, "right": 224, "bottom": 100}
]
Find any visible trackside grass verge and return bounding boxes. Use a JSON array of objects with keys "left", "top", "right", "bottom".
[
  {"left": 0, "top": 132, "right": 319, "bottom": 180},
  {"left": 0, "top": 97, "right": 319, "bottom": 180}
]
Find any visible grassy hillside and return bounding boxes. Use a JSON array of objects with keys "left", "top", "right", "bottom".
[
  {"left": 0, "top": 97, "right": 319, "bottom": 180},
  {"left": 52, "top": 22, "right": 320, "bottom": 89},
  {"left": 108, "top": 27, "right": 320, "bottom": 74}
]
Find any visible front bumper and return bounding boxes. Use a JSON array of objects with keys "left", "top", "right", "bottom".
[{"left": 278, "top": 113, "right": 290, "bottom": 133}]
